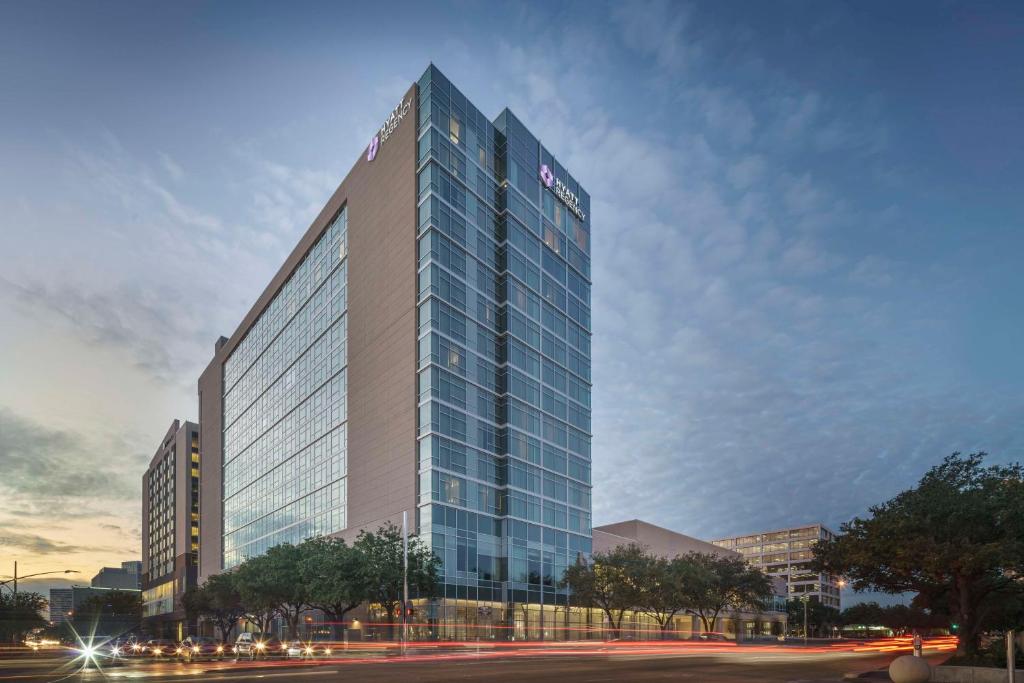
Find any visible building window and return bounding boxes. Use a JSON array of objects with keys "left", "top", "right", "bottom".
[{"left": 449, "top": 116, "right": 460, "bottom": 145}]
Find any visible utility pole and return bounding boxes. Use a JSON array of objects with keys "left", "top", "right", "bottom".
[
  {"left": 402, "top": 510, "right": 409, "bottom": 652},
  {"left": 13, "top": 561, "right": 16, "bottom": 597}
]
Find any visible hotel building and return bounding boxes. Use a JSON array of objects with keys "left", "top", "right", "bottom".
[
  {"left": 197, "top": 65, "right": 592, "bottom": 638},
  {"left": 711, "top": 524, "right": 841, "bottom": 609},
  {"left": 141, "top": 419, "right": 201, "bottom": 638}
]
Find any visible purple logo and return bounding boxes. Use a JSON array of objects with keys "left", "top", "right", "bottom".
[
  {"left": 539, "top": 164, "right": 554, "bottom": 188},
  {"left": 367, "top": 135, "right": 380, "bottom": 162}
]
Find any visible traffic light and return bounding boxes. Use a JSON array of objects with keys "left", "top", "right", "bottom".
[{"left": 950, "top": 623, "right": 958, "bottom": 632}]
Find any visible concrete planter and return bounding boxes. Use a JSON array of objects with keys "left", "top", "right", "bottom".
[{"left": 930, "top": 665, "right": 1024, "bottom": 682}]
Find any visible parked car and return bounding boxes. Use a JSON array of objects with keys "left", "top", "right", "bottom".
[
  {"left": 177, "top": 636, "right": 226, "bottom": 661},
  {"left": 234, "top": 632, "right": 283, "bottom": 659}
]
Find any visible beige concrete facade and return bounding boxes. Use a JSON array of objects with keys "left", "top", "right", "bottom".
[{"left": 198, "top": 82, "right": 419, "bottom": 583}]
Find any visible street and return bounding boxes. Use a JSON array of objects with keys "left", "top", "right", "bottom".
[{"left": 0, "top": 642, "right": 952, "bottom": 682}]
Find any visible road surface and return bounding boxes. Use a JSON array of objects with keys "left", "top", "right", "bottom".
[{"left": 0, "top": 642, "right": 952, "bottom": 682}]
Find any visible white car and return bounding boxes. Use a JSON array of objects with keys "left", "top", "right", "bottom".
[{"left": 286, "top": 640, "right": 331, "bottom": 658}]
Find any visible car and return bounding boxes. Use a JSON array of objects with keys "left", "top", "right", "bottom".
[
  {"left": 234, "top": 632, "right": 284, "bottom": 660},
  {"left": 177, "top": 636, "right": 226, "bottom": 661},
  {"left": 141, "top": 638, "right": 178, "bottom": 658},
  {"left": 284, "top": 640, "right": 332, "bottom": 658}
]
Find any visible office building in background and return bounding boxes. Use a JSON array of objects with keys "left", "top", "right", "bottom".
[
  {"left": 712, "top": 524, "right": 841, "bottom": 608},
  {"left": 197, "top": 64, "right": 592, "bottom": 639},
  {"left": 91, "top": 560, "right": 142, "bottom": 590},
  {"left": 48, "top": 588, "right": 73, "bottom": 625},
  {"left": 142, "top": 419, "right": 200, "bottom": 639}
]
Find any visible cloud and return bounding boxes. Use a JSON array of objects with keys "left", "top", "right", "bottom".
[
  {"left": 0, "top": 532, "right": 96, "bottom": 556},
  {"left": 0, "top": 407, "right": 142, "bottom": 507},
  {"left": 0, "top": 275, "right": 200, "bottom": 385},
  {"left": 489, "top": 1, "right": 1024, "bottom": 543},
  {"left": 158, "top": 152, "right": 185, "bottom": 182},
  {"left": 612, "top": 0, "right": 699, "bottom": 71}
]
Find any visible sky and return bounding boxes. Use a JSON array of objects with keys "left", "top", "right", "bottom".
[{"left": 1, "top": 1, "right": 1022, "bottom": 604}]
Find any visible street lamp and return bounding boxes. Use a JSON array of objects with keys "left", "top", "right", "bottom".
[{"left": 0, "top": 562, "right": 78, "bottom": 596}]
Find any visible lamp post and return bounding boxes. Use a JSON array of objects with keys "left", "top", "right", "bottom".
[
  {"left": 836, "top": 579, "right": 847, "bottom": 639},
  {"left": 0, "top": 563, "right": 78, "bottom": 597}
]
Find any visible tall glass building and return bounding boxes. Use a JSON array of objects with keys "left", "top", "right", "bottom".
[{"left": 197, "top": 65, "right": 591, "bottom": 639}]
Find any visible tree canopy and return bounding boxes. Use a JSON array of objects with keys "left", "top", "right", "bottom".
[
  {"left": 0, "top": 591, "right": 48, "bottom": 642},
  {"left": 681, "top": 552, "right": 773, "bottom": 634},
  {"left": 562, "top": 545, "right": 774, "bottom": 638},
  {"left": 562, "top": 544, "right": 647, "bottom": 637},
  {"left": 814, "top": 452, "right": 1024, "bottom": 655},
  {"left": 192, "top": 522, "right": 440, "bottom": 641},
  {"left": 352, "top": 522, "right": 440, "bottom": 637}
]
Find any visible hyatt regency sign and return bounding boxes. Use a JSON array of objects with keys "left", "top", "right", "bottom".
[
  {"left": 367, "top": 97, "right": 412, "bottom": 162},
  {"left": 539, "top": 164, "right": 585, "bottom": 222}
]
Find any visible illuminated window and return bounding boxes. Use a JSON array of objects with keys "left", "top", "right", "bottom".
[
  {"left": 449, "top": 116, "right": 460, "bottom": 145},
  {"left": 543, "top": 226, "right": 561, "bottom": 254}
]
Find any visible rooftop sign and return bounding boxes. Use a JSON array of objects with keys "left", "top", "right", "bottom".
[
  {"left": 367, "top": 97, "right": 411, "bottom": 162},
  {"left": 539, "top": 164, "right": 585, "bottom": 222}
]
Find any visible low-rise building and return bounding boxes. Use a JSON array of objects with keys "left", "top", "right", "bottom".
[
  {"left": 91, "top": 561, "right": 142, "bottom": 590},
  {"left": 593, "top": 519, "right": 788, "bottom": 639}
]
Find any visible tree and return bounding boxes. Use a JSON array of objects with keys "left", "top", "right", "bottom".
[
  {"left": 638, "top": 555, "right": 693, "bottom": 638},
  {"left": 0, "top": 592, "right": 47, "bottom": 643},
  {"left": 234, "top": 554, "right": 280, "bottom": 635},
  {"left": 183, "top": 572, "right": 244, "bottom": 641},
  {"left": 786, "top": 598, "right": 840, "bottom": 637},
  {"left": 681, "top": 553, "right": 773, "bottom": 635},
  {"left": 353, "top": 522, "right": 440, "bottom": 640},
  {"left": 561, "top": 544, "right": 647, "bottom": 638},
  {"left": 301, "top": 536, "right": 368, "bottom": 639},
  {"left": 258, "top": 544, "right": 310, "bottom": 639},
  {"left": 840, "top": 601, "right": 886, "bottom": 633},
  {"left": 814, "top": 453, "right": 1024, "bottom": 656}
]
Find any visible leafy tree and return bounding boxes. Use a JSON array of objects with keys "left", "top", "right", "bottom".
[
  {"left": 259, "top": 543, "right": 310, "bottom": 639},
  {"left": 840, "top": 601, "right": 886, "bottom": 631},
  {"left": 353, "top": 522, "right": 440, "bottom": 640},
  {"left": 786, "top": 598, "right": 840, "bottom": 637},
  {"left": 682, "top": 553, "right": 773, "bottom": 635},
  {"left": 300, "top": 536, "right": 368, "bottom": 639},
  {"left": 0, "top": 591, "right": 48, "bottom": 642},
  {"left": 562, "top": 544, "right": 647, "bottom": 638},
  {"left": 814, "top": 453, "right": 1024, "bottom": 655},
  {"left": 234, "top": 554, "right": 280, "bottom": 635},
  {"left": 183, "top": 572, "right": 244, "bottom": 641},
  {"left": 638, "top": 555, "right": 693, "bottom": 637}
]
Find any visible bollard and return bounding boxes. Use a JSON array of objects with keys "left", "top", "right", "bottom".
[
  {"left": 1009, "top": 630, "right": 1016, "bottom": 683},
  {"left": 912, "top": 632, "right": 922, "bottom": 657}
]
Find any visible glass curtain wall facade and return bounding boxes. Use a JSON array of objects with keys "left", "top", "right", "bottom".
[
  {"left": 415, "top": 66, "right": 593, "bottom": 627},
  {"left": 221, "top": 209, "right": 349, "bottom": 569}
]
